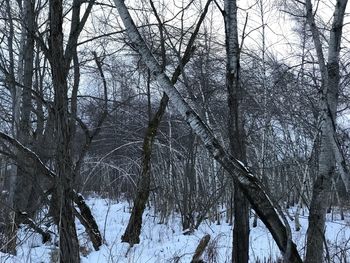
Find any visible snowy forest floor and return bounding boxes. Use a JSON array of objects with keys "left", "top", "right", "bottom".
[{"left": 1, "top": 196, "right": 350, "bottom": 263}]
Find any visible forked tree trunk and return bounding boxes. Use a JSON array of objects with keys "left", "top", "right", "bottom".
[
  {"left": 47, "top": 0, "right": 96, "bottom": 261},
  {"left": 113, "top": 1, "right": 302, "bottom": 262},
  {"left": 304, "top": 0, "right": 347, "bottom": 262},
  {"left": 49, "top": 0, "right": 79, "bottom": 261}
]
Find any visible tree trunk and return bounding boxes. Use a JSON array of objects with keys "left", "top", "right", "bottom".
[
  {"left": 304, "top": 1, "right": 347, "bottom": 262},
  {"left": 49, "top": 0, "right": 79, "bottom": 261},
  {"left": 14, "top": 0, "right": 35, "bottom": 214},
  {"left": 113, "top": 1, "right": 302, "bottom": 261},
  {"left": 2, "top": 0, "right": 18, "bottom": 254},
  {"left": 121, "top": 93, "right": 169, "bottom": 245},
  {"left": 5, "top": 0, "right": 36, "bottom": 254},
  {"left": 224, "top": 1, "right": 249, "bottom": 262}
]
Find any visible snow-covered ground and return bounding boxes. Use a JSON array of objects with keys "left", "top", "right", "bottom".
[{"left": 1, "top": 197, "right": 350, "bottom": 262}]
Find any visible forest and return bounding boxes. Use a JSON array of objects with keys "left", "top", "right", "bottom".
[{"left": 0, "top": 0, "right": 349, "bottom": 262}]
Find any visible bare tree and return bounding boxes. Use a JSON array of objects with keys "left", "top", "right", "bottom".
[
  {"left": 112, "top": 0, "right": 302, "bottom": 261},
  {"left": 121, "top": 0, "right": 212, "bottom": 245}
]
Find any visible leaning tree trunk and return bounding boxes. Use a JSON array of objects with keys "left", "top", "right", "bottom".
[
  {"left": 121, "top": 93, "right": 169, "bottom": 245},
  {"left": 224, "top": 1, "right": 249, "bottom": 262},
  {"left": 304, "top": 0, "right": 347, "bottom": 262},
  {"left": 121, "top": 0, "right": 212, "bottom": 245},
  {"left": 113, "top": 1, "right": 302, "bottom": 262}
]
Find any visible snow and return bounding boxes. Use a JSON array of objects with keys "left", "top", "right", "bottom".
[{"left": 1, "top": 197, "right": 350, "bottom": 263}]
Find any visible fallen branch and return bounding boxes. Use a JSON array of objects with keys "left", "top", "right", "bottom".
[
  {"left": 73, "top": 192, "right": 102, "bottom": 250},
  {"left": 0, "top": 132, "right": 102, "bottom": 250},
  {"left": 19, "top": 213, "right": 51, "bottom": 243},
  {"left": 0, "top": 199, "right": 51, "bottom": 244}
]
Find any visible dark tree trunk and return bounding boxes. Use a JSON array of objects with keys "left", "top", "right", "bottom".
[
  {"left": 121, "top": 94, "right": 169, "bottom": 245},
  {"left": 224, "top": 1, "right": 249, "bottom": 262},
  {"left": 49, "top": 0, "right": 79, "bottom": 261},
  {"left": 232, "top": 188, "right": 249, "bottom": 263},
  {"left": 15, "top": 0, "right": 35, "bottom": 216}
]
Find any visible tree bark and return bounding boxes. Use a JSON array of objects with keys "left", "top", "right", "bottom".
[
  {"left": 223, "top": 1, "right": 249, "bottom": 262},
  {"left": 113, "top": 1, "right": 302, "bottom": 262},
  {"left": 48, "top": 0, "right": 79, "bottom": 261}
]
